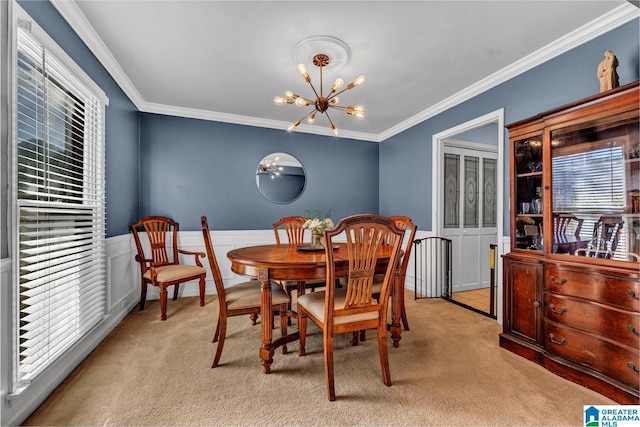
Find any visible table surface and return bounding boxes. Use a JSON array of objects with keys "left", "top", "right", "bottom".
[{"left": 228, "top": 243, "right": 395, "bottom": 281}]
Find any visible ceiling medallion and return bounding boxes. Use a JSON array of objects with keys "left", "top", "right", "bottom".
[
  {"left": 274, "top": 36, "right": 365, "bottom": 136},
  {"left": 292, "top": 36, "right": 350, "bottom": 74}
]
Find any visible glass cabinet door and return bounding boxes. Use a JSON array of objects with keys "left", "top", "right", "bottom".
[
  {"left": 514, "top": 135, "right": 543, "bottom": 251},
  {"left": 550, "top": 114, "right": 639, "bottom": 262}
]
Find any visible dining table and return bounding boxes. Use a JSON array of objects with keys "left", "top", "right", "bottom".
[{"left": 227, "top": 242, "right": 403, "bottom": 374}]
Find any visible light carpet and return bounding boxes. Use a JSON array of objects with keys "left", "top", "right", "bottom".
[{"left": 23, "top": 292, "right": 614, "bottom": 426}]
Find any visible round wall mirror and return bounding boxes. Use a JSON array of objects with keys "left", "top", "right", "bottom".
[{"left": 255, "top": 152, "right": 306, "bottom": 204}]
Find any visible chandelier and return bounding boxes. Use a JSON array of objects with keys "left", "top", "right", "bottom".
[
  {"left": 274, "top": 53, "right": 365, "bottom": 136},
  {"left": 256, "top": 156, "right": 283, "bottom": 179}
]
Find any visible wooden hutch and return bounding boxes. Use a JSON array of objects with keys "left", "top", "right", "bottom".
[{"left": 501, "top": 81, "right": 639, "bottom": 404}]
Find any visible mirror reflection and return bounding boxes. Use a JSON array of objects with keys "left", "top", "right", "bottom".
[{"left": 256, "top": 152, "right": 306, "bottom": 204}]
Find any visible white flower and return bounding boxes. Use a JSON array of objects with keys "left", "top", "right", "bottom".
[{"left": 303, "top": 211, "right": 334, "bottom": 234}]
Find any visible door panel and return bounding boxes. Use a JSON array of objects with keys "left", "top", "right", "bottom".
[{"left": 442, "top": 145, "right": 498, "bottom": 293}]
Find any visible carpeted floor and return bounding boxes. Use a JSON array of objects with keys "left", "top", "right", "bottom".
[{"left": 23, "top": 292, "right": 615, "bottom": 426}]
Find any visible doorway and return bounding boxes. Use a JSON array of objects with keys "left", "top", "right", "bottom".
[{"left": 432, "top": 110, "right": 504, "bottom": 322}]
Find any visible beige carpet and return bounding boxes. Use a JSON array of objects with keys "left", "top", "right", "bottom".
[{"left": 23, "top": 292, "right": 614, "bottom": 426}]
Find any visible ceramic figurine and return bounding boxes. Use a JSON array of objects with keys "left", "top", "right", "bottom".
[{"left": 597, "top": 50, "right": 619, "bottom": 92}]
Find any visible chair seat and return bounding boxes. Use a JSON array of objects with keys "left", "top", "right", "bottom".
[
  {"left": 297, "top": 289, "right": 379, "bottom": 325},
  {"left": 226, "top": 280, "right": 290, "bottom": 310},
  {"left": 371, "top": 274, "right": 383, "bottom": 295},
  {"left": 143, "top": 264, "right": 206, "bottom": 283},
  {"left": 283, "top": 279, "right": 326, "bottom": 288}
]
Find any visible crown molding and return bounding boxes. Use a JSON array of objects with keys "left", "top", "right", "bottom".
[
  {"left": 50, "top": 0, "right": 145, "bottom": 109},
  {"left": 378, "top": 2, "right": 639, "bottom": 142},
  {"left": 52, "top": 1, "right": 638, "bottom": 143},
  {"left": 143, "top": 102, "right": 380, "bottom": 142}
]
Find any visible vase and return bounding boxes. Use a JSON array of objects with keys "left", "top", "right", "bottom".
[{"left": 311, "top": 232, "right": 324, "bottom": 249}]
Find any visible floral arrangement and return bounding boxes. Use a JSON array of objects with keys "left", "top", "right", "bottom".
[{"left": 303, "top": 209, "right": 334, "bottom": 235}]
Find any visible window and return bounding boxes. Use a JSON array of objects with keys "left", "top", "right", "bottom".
[
  {"left": 552, "top": 139, "right": 628, "bottom": 260},
  {"left": 13, "top": 10, "right": 107, "bottom": 387},
  {"left": 552, "top": 142, "right": 626, "bottom": 214}
]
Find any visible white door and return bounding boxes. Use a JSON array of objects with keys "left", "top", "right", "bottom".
[{"left": 441, "top": 144, "right": 498, "bottom": 293}]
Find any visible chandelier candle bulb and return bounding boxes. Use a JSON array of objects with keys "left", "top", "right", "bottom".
[
  {"left": 347, "top": 75, "right": 366, "bottom": 89},
  {"left": 331, "top": 78, "right": 344, "bottom": 92},
  {"left": 297, "top": 63, "right": 310, "bottom": 81},
  {"left": 287, "top": 120, "right": 300, "bottom": 132},
  {"left": 273, "top": 96, "right": 292, "bottom": 105}
]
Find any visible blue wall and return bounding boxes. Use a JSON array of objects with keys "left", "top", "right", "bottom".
[
  {"left": 379, "top": 19, "right": 640, "bottom": 234},
  {"left": 17, "top": 0, "right": 140, "bottom": 238},
  {"left": 13, "top": 1, "right": 640, "bottom": 237},
  {"left": 139, "top": 114, "right": 379, "bottom": 230}
]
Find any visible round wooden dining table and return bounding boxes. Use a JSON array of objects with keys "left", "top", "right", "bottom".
[{"left": 227, "top": 243, "right": 403, "bottom": 374}]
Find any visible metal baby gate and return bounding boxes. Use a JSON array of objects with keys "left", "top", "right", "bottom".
[{"left": 413, "top": 237, "right": 452, "bottom": 300}]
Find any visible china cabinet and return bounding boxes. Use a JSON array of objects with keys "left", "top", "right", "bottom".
[{"left": 501, "top": 81, "right": 639, "bottom": 404}]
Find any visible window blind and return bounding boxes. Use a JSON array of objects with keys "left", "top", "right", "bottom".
[
  {"left": 552, "top": 144, "right": 627, "bottom": 260},
  {"left": 552, "top": 145, "right": 625, "bottom": 213},
  {"left": 15, "top": 25, "right": 106, "bottom": 384}
]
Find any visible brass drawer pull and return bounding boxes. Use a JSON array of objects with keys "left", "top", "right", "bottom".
[
  {"left": 628, "top": 325, "right": 640, "bottom": 337},
  {"left": 628, "top": 362, "right": 640, "bottom": 374},
  {"left": 550, "top": 276, "right": 567, "bottom": 286},
  {"left": 628, "top": 290, "right": 639, "bottom": 301},
  {"left": 549, "top": 304, "right": 567, "bottom": 315},
  {"left": 549, "top": 333, "right": 566, "bottom": 345}
]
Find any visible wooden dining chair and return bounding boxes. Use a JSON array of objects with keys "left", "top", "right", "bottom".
[
  {"left": 201, "top": 216, "right": 290, "bottom": 367},
  {"left": 297, "top": 214, "right": 404, "bottom": 401},
  {"left": 553, "top": 213, "right": 584, "bottom": 237},
  {"left": 273, "top": 216, "right": 325, "bottom": 296},
  {"left": 372, "top": 216, "right": 417, "bottom": 331},
  {"left": 575, "top": 215, "right": 624, "bottom": 259},
  {"left": 131, "top": 216, "right": 207, "bottom": 321},
  {"left": 354, "top": 216, "right": 417, "bottom": 345}
]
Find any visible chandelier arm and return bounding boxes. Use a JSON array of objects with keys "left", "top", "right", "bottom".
[
  {"left": 295, "top": 109, "right": 317, "bottom": 124},
  {"left": 324, "top": 110, "right": 337, "bottom": 130},
  {"left": 306, "top": 80, "right": 321, "bottom": 100},
  {"left": 329, "top": 105, "right": 348, "bottom": 112},
  {"left": 319, "top": 64, "right": 324, "bottom": 97},
  {"left": 328, "top": 86, "right": 353, "bottom": 99}
]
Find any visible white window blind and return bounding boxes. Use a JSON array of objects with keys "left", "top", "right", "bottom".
[
  {"left": 552, "top": 143, "right": 627, "bottom": 260},
  {"left": 15, "top": 23, "right": 106, "bottom": 385},
  {"left": 552, "top": 144, "right": 626, "bottom": 213}
]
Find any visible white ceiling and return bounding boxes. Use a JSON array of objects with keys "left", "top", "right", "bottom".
[{"left": 51, "top": 1, "right": 637, "bottom": 142}]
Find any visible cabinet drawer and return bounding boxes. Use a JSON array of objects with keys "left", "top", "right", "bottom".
[
  {"left": 545, "top": 321, "right": 640, "bottom": 390},
  {"left": 544, "top": 293, "right": 640, "bottom": 349},
  {"left": 544, "top": 267, "right": 640, "bottom": 311}
]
